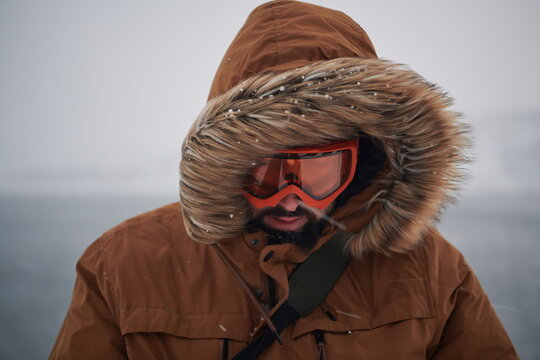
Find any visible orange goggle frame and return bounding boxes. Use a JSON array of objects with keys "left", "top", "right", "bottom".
[{"left": 244, "top": 139, "right": 358, "bottom": 209}]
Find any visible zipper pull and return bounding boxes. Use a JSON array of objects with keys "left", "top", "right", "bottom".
[{"left": 314, "top": 330, "right": 327, "bottom": 360}]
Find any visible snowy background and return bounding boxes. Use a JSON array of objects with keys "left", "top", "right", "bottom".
[{"left": 1, "top": 0, "right": 539, "bottom": 359}]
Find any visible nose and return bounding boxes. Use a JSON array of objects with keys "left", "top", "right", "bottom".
[{"left": 277, "top": 194, "right": 302, "bottom": 212}]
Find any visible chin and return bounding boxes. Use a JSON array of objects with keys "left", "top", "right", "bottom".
[
  {"left": 263, "top": 215, "right": 308, "bottom": 232},
  {"left": 260, "top": 217, "right": 325, "bottom": 252}
]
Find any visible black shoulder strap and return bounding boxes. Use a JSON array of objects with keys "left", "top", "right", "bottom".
[
  {"left": 288, "top": 230, "right": 351, "bottom": 316},
  {"left": 232, "top": 231, "right": 352, "bottom": 360}
]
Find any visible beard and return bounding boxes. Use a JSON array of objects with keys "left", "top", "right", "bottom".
[{"left": 247, "top": 205, "right": 326, "bottom": 252}]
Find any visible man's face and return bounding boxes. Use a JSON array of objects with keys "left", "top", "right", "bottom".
[
  {"left": 245, "top": 139, "right": 358, "bottom": 249},
  {"left": 248, "top": 193, "right": 334, "bottom": 251}
]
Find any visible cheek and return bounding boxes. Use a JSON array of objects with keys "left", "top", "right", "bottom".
[
  {"left": 248, "top": 205, "right": 271, "bottom": 223},
  {"left": 248, "top": 204, "right": 261, "bottom": 217}
]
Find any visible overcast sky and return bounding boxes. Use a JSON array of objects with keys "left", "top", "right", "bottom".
[{"left": 1, "top": 0, "right": 539, "bottom": 196}]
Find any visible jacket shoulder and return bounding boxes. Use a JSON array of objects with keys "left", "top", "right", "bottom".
[
  {"left": 419, "top": 227, "right": 470, "bottom": 286},
  {"left": 77, "top": 201, "right": 197, "bottom": 284},
  {"left": 93, "top": 202, "right": 191, "bottom": 253},
  {"left": 418, "top": 227, "right": 518, "bottom": 358},
  {"left": 51, "top": 202, "right": 200, "bottom": 358},
  {"left": 101, "top": 201, "right": 183, "bottom": 238},
  {"left": 74, "top": 201, "right": 207, "bottom": 316}
]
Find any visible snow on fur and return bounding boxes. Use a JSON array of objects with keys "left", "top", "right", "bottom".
[{"left": 180, "top": 57, "right": 470, "bottom": 258}]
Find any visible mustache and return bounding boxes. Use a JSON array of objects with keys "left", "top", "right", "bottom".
[{"left": 257, "top": 205, "right": 305, "bottom": 218}]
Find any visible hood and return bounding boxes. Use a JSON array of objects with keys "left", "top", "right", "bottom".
[
  {"left": 180, "top": 0, "right": 470, "bottom": 258},
  {"left": 207, "top": 0, "right": 377, "bottom": 100}
]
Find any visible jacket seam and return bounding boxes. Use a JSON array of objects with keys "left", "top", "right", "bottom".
[
  {"left": 421, "top": 232, "right": 437, "bottom": 318},
  {"left": 269, "top": 2, "right": 281, "bottom": 67},
  {"left": 422, "top": 230, "right": 442, "bottom": 354},
  {"left": 95, "top": 231, "right": 122, "bottom": 323},
  {"left": 118, "top": 307, "right": 260, "bottom": 317}
]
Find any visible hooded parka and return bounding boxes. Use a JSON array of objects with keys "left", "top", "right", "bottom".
[{"left": 50, "top": 1, "right": 519, "bottom": 359}]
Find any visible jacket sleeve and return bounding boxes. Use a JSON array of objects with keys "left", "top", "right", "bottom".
[
  {"left": 49, "top": 237, "right": 127, "bottom": 359},
  {"left": 428, "top": 231, "right": 519, "bottom": 359}
]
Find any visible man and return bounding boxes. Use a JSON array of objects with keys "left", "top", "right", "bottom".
[{"left": 50, "top": 1, "right": 518, "bottom": 359}]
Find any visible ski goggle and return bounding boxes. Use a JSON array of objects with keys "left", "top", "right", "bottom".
[{"left": 244, "top": 139, "right": 358, "bottom": 209}]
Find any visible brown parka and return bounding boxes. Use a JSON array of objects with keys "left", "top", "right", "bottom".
[{"left": 50, "top": 1, "right": 519, "bottom": 359}]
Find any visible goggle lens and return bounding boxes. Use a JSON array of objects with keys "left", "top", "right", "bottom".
[{"left": 247, "top": 150, "right": 352, "bottom": 200}]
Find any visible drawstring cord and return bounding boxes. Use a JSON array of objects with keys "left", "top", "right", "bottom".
[{"left": 211, "top": 244, "right": 284, "bottom": 345}]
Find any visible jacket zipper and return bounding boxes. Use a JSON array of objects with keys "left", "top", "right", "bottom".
[
  {"left": 221, "top": 338, "right": 229, "bottom": 360},
  {"left": 314, "top": 330, "right": 327, "bottom": 360}
]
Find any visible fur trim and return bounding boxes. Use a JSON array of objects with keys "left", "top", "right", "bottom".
[{"left": 180, "top": 57, "right": 470, "bottom": 258}]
